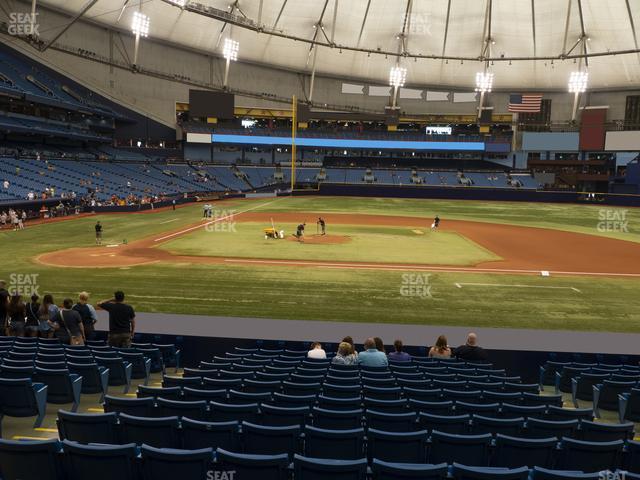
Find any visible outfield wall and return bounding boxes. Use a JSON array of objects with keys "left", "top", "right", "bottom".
[{"left": 303, "top": 184, "right": 640, "bottom": 207}]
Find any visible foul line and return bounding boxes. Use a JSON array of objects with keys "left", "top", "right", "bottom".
[
  {"left": 455, "top": 282, "right": 582, "bottom": 293},
  {"left": 153, "top": 198, "right": 282, "bottom": 243},
  {"left": 224, "top": 258, "right": 640, "bottom": 278},
  {"left": 159, "top": 218, "right": 179, "bottom": 224}
]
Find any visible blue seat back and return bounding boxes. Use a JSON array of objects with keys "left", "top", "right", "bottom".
[
  {"left": 0, "top": 439, "right": 62, "bottom": 480},
  {"left": 181, "top": 418, "right": 239, "bottom": 451},
  {"left": 140, "top": 444, "right": 212, "bottom": 480},
  {"left": 57, "top": 410, "right": 119, "bottom": 444},
  {"left": 304, "top": 426, "right": 365, "bottom": 460},
  {"left": 62, "top": 440, "right": 137, "bottom": 480},
  {"left": 429, "top": 431, "right": 492, "bottom": 466},
  {"left": 216, "top": 448, "right": 289, "bottom": 480},
  {"left": 492, "top": 434, "right": 557, "bottom": 469},
  {"left": 119, "top": 413, "right": 181, "bottom": 449},
  {"left": 367, "top": 428, "right": 428, "bottom": 463},
  {"left": 242, "top": 422, "right": 300, "bottom": 459}
]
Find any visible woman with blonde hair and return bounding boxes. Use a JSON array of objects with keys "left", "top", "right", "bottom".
[
  {"left": 428, "top": 335, "right": 452, "bottom": 358},
  {"left": 332, "top": 342, "right": 357, "bottom": 365}
]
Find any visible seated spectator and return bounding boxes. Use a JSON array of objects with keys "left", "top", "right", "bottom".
[
  {"left": 388, "top": 339, "right": 411, "bottom": 362},
  {"left": 332, "top": 342, "right": 357, "bottom": 365},
  {"left": 341, "top": 336, "right": 358, "bottom": 357},
  {"left": 428, "top": 335, "right": 452, "bottom": 359},
  {"left": 307, "top": 342, "right": 327, "bottom": 359},
  {"left": 374, "top": 336, "right": 385, "bottom": 353},
  {"left": 357, "top": 337, "right": 388, "bottom": 367},
  {"left": 454, "top": 332, "right": 488, "bottom": 362}
]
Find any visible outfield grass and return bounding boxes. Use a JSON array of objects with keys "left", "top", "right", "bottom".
[
  {"left": 160, "top": 222, "right": 501, "bottom": 265},
  {"left": 1, "top": 196, "right": 639, "bottom": 332}
]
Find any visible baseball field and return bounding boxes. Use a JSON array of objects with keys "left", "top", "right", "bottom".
[{"left": 3, "top": 195, "right": 640, "bottom": 332}]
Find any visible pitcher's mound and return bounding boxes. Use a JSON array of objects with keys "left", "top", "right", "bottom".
[{"left": 286, "top": 234, "right": 351, "bottom": 245}]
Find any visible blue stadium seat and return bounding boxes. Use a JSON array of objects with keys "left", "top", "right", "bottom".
[
  {"left": 362, "top": 377, "right": 398, "bottom": 388},
  {"left": 556, "top": 367, "right": 589, "bottom": 394},
  {"left": 303, "top": 425, "right": 365, "bottom": 460},
  {"left": 530, "top": 466, "right": 603, "bottom": 479},
  {"left": 409, "top": 399, "right": 453, "bottom": 415},
  {"left": 571, "top": 373, "right": 610, "bottom": 405},
  {"left": 228, "top": 389, "right": 272, "bottom": 404},
  {"left": 118, "top": 352, "right": 151, "bottom": 385},
  {"left": 593, "top": 381, "right": 638, "bottom": 416},
  {"left": 403, "top": 388, "right": 442, "bottom": 402},
  {"left": 483, "top": 391, "right": 522, "bottom": 404},
  {"left": 209, "top": 401, "right": 259, "bottom": 423},
  {"left": 153, "top": 344, "right": 181, "bottom": 372},
  {"left": 293, "top": 455, "right": 367, "bottom": 480},
  {"left": 471, "top": 415, "right": 525, "bottom": 437},
  {"left": 557, "top": 438, "right": 624, "bottom": 473},
  {"left": 363, "top": 397, "right": 408, "bottom": 414},
  {"left": 137, "top": 385, "right": 182, "bottom": 400},
  {"left": 365, "top": 409, "right": 417, "bottom": 432},
  {"left": 202, "top": 377, "right": 241, "bottom": 390},
  {"left": 578, "top": 420, "right": 634, "bottom": 442},
  {"left": 182, "top": 387, "right": 226, "bottom": 402},
  {"left": 0, "top": 364, "right": 35, "bottom": 378},
  {"left": 367, "top": 428, "right": 428, "bottom": 463},
  {"left": 323, "top": 383, "right": 361, "bottom": 398},
  {"left": 626, "top": 439, "right": 640, "bottom": 473},
  {"left": 419, "top": 413, "right": 470, "bottom": 434},
  {"left": 526, "top": 418, "right": 579, "bottom": 439},
  {"left": 283, "top": 381, "right": 323, "bottom": 396},
  {"left": 104, "top": 395, "right": 155, "bottom": 417},
  {"left": 156, "top": 398, "right": 208, "bottom": 420},
  {"left": 216, "top": 449, "right": 289, "bottom": 480},
  {"left": 260, "top": 403, "right": 310, "bottom": 426},
  {"left": 492, "top": 434, "right": 557, "bottom": 468},
  {"left": 428, "top": 431, "right": 492, "bottom": 466},
  {"left": 522, "top": 393, "right": 563, "bottom": 408},
  {"left": 242, "top": 421, "right": 301, "bottom": 459},
  {"left": 540, "top": 361, "right": 571, "bottom": 387},
  {"left": 139, "top": 444, "right": 212, "bottom": 480},
  {"left": 0, "top": 378, "right": 47, "bottom": 432},
  {"left": 62, "top": 440, "right": 138, "bottom": 480},
  {"left": 318, "top": 395, "right": 362, "bottom": 411},
  {"left": 181, "top": 418, "right": 239, "bottom": 451},
  {"left": 33, "top": 368, "right": 82, "bottom": 412},
  {"left": 0, "top": 438, "right": 62, "bottom": 480},
  {"left": 619, "top": 388, "right": 640, "bottom": 422},
  {"left": 500, "top": 403, "right": 547, "bottom": 420},
  {"left": 455, "top": 402, "right": 500, "bottom": 416},
  {"left": 94, "top": 357, "right": 132, "bottom": 393},
  {"left": 363, "top": 385, "right": 403, "bottom": 400},
  {"left": 66, "top": 362, "right": 110, "bottom": 402},
  {"left": 311, "top": 407, "right": 362, "bottom": 430},
  {"left": 243, "top": 379, "right": 282, "bottom": 394},
  {"left": 273, "top": 393, "right": 318, "bottom": 408},
  {"left": 57, "top": 410, "right": 119, "bottom": 444},
  {"left": 546, "top": 406, "right": 593, "bottom": 422},
  {"left": 370, "top": 459, "right": 448, "bottom": 479},
  {"left": 451, "top": 463, "right": 530, "bottom": 480},
  {"left": 119, "top": 413, "right": 181, "bottom": 448}
]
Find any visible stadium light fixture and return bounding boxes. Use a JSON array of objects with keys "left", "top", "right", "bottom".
[
  {"left": 388, "top": 66, "right": 406, "bottom": 109},
  {"left": 222, "top": 38, "right": 239, "bottom": 88},
  {"left": 568, "top": 71, "right": 588, "bottom": 93},
  {"left": 475, "top": 72, "right": 494, "bottom": 93},
  {"left": 223, "top": 38, "right": 240, "bottom": 62},
  {"left": 131, "top": 11, "right": 150, "bottom": 38},
  {"left": 389, "top": 66, "right": 407, "bottom": 88},
  {"left": 131, "top": 11, "right": 150, "bottom": 70},
  {"left": 568, "top": 70, "right": 588, "bottom": 121}
]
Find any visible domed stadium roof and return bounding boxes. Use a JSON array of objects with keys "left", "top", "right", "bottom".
[{"left": 42, "top": 0, "right": 640, "bottom": 90}]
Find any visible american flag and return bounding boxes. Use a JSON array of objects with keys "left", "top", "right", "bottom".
[{"left": 508, "top": 94, "right": 543, "bottom": 113}]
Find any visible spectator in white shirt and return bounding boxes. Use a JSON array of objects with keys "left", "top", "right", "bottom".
[{"left": 307, "top": 342, "right": 327, "bottom": 359}]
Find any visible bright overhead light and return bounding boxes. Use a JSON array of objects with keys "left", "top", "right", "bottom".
[
  {"left": 167, "top": 0, "right": 187, "bottom": 6},
  {"left": 475, "top": 72, "right": 494, "bottom": 93},
  {"left": 131, "top": 11, "right": 150, "bottom": 37},
  {"left": 568, "top": 71, "right": 588, "bottom": 93},
  {"left": 223, "top": 38, "right": 240, "bottom": 61},
  {"left": 389, "top": 66, "right": 407, "bottom": 88}
]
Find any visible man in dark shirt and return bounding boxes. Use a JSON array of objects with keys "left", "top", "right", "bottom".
[
  {"left": 95, "top": 221, "right": 103, "bottom": 245},
  {"left": 50, "top": 298, "right": 85, "bottom": 345},
  {"left": 454, "top": 332, "right": 488, "bottom": 362},
  {"left": 296, "top": 223, "right": 305, "bottom": 242},
  {"left": 98, "top": 290, "right": 136, "bottom": 347}
]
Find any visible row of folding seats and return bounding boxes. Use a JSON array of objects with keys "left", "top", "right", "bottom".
[
  {"left": 540, "top": 361, "right": 640, "bottom": 387},
  {"left": 7, "top": 437, "right": 635, "bottom": 480},
  {"left": 53, "top": 410, "right": 640, "bottom": 473},
  {"left": 106, "top": 393, "right": 587, "bottom": 427}
]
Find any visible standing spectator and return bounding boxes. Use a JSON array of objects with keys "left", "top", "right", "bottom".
[
  {"left": 0, "top": 280, "right": 8, "bottom": 335},
  {"left": 307, "top": 342, "right": 327, "bottom": 359},
  {"left": 25, "top": 294, "right": 41, "bottom": 337},
  {"left": 454, "top": 333, "right": 488, "bottom": 362},
  {"left": 98, "top": 291, "right": 135, "bottom": 347},
  {"left": 38, "top": 294, "right": 58, "bottom": 338},
  {"left": 49, "top": 298, "right": 85, "bottom": 345},
  {"left": 428, "top": 335, "right": 452, "bottom": 359},
  {"left": 332, "top": 342, "right": 357, "bottom": 365},
  {"left": 388, "top": 339, "right": 411, "bottom": 362},
  {"left": 7, "top": 294, "right": 26, "bottom": 336},
  {"left": 73, "top": 292, "right": 97, "bottom": 341},
  {"left": 357, "top": 337, "right": 388, "bottom": 367}
]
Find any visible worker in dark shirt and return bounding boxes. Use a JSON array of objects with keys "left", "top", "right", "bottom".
[
  {"left": 95, "top": 221, "right": 103, "bottom": 245},
  {"left": 296, "top": 223, "right": 306, "bottom": 242},
  {"left": 98, "top": 290, "right": 136, "bottom": 348},
  {"left": 318, "top": 217, "right": 326, "bottom": 235},
  {"left": 454, "top": 332, "right": 489, "bottom": 362}
]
